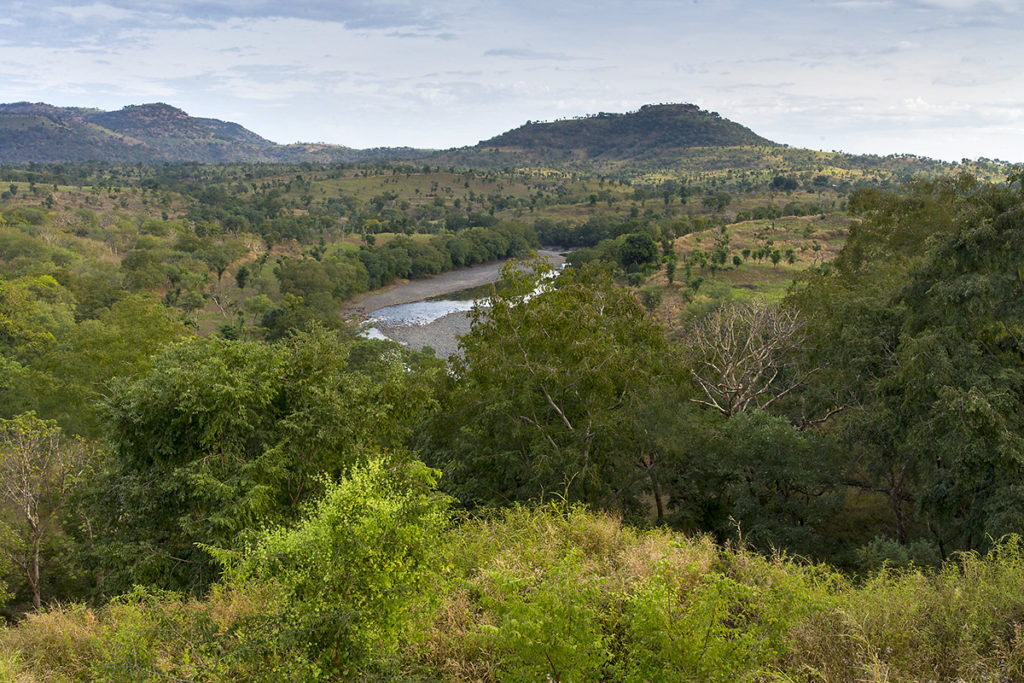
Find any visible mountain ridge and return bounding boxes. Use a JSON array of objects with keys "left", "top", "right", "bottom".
[
  {"left": 83, "top": 103, "right": 274, "bottom": 147},
  {"left": 0, "top": 102, "right": 427, "bottom": 164},
  {"left": 0, "top": 101, "right": 961, "bottom": 173},
  {"left": 0, "top": 101, "right": 780, "bottom": 166}
]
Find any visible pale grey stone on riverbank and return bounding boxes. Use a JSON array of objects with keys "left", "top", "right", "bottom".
[{"left": 378, "top": 309, "right": 474, "bottom": 358}]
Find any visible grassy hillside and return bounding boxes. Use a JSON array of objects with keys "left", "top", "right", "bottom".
[{"left": 637, "top": 214, "right": 849, "bottom": 335}]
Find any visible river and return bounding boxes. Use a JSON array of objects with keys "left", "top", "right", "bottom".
[{"left": 344, "top": 250, "right": 567, "bottom": 357}]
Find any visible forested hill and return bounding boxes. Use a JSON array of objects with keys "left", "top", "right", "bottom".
[
  {"left": 436, "top": 103, "right": 778, "bottom": 167},
  {"left": 0, "top": 100, "right": 964, "bottom": 174},
  {"left": 0, "top": 102, "right": 429, "bottom": 164},
  {"left": 85, "top": 103, "right": 273, "bottom": 147}
]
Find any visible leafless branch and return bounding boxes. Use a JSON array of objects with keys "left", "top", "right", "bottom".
[{"left": 686, "top": 301, "right": 807, "bottom": 417}]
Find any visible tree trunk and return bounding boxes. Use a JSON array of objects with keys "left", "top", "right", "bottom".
[
  {"left": 890, "top": 467, "right": 908, "bottom": 545},
  {"left": 649, "top": 468, "right": 665, "bottom": 524},
  {"left": 30, "top": 536, "right": 41, "bottom": 610}
]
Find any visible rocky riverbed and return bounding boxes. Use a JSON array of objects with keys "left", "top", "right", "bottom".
[{"left": 376, "top": 309, "right": 475, "bottom": 358}]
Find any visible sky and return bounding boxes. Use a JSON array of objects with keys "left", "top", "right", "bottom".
[{"left": 2, "top": 0, "right": 1023, "bottom": 162}]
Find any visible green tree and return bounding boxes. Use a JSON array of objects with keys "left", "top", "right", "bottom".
[
  {"left": 81, "top": 328, "right": 442, "bottom": 594},
  {"left": 424, "top": 260, "right": 672, "bottom": 514},
  {"left": 770, "top": 175, "right": 799, "bottom": 192},
  {"left": 208, "top": 457, "right": 449, "bottom": 678},
  {"left": 0, "top": 413, "right": 90, "bottom": 609},
  {"left": 702, "top": 191, "right": 733, "bottom": 212},
  {"left": 710, "top": 410, "right": 840, "bottom": 557},
  {"left": 619, "top": 232, "right": 659, "bottom": 269},
  {"left": 234, "top": 264, "right": 251, "bottom": 290},
  {"left": 791, "top": 174, "right": 1024, "bottom": 555},
  {"left": 200, "top": 240, "right": 248, "bottom": 285},
  {"left": 32, "top": 295, "right": 185, "bottom": 437},
  {"left": 0, "top": 275, "right": 75, "bottom": 358}
]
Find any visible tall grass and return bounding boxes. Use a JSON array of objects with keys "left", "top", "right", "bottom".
[{"left": 2, "top": 504, "right": 1022, "bottom": 681}]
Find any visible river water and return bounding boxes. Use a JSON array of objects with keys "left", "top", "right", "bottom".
[
  {"left": 353, "top": 250, "right": 567, "bottom": 356},
  {"left": 359, "top": 293, "right": 480, "bottom": 357},
  {"left": 371, "top": 298, "right": 478, "bottom": 328}
]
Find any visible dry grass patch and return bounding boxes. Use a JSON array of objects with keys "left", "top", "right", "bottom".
[{"left": 0, "top": 604, "right": 102, "bottom": 681}]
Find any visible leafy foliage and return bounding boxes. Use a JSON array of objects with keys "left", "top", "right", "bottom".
[
  {"left": 792, "top": 174, "right": 1024, "bottom": 555},
  {"left": 424, "top": 259, "right": 673, "bottom": 513},
  {"left": 80, "top": 328, "right": 443, "bottom": 595},
  {"left": 206, "top": 457, "right": 450, "bottom": 680}
]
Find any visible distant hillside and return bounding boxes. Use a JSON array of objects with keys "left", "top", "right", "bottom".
[
  {"left": 0, "top": 101, "right": 978, "bottom": 177},
  {"left": 0, "top": 102, "right": 429, "bottom": 164},
  {"left": 433, "top": 103, "right": 777, "bottom": 168},
  {"left": 486, "top": 103, "right": 775, "bottom": 153},
  {"left": 85, "top": 103, "right": 273, "bottom": 147}
]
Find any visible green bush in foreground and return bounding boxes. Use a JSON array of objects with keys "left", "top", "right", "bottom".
[
  {"left": 405, "top": 505, "right": 835, "bottom": 682},
  {"left": 206, "top": 456, "right": 450, "bottom": 680},
  {"left": 0, "top": 456, "right": 448, "bottom": 681},
  {"left": 2, "top": 496, "right": 1024, "bottom": 681}
]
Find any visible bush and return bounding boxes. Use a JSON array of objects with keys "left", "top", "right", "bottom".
[
  {"left": 208, "top": 457, "right": 451, "bottom": 680},
  {"left": 784, "top": 535, "right": 1024, "bottom": 681},
  {"left": 4, "top": 510, "right": 1024, "bottom": 682},
  {"left": 404, "top": 503, "right": 831, "bottom": 682},
  {"left": 854, "top": 535, "right": 942, "bottom": 572},
  {"left": 619, "top": 563, "right": 832, "bottom": 681},
  {"left": 638, "top": 286, "right": 662, "bottom": 311}
]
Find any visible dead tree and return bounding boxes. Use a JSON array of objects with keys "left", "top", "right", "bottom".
[{"left": 686, "top": 301, "right": 809, "bottom": 417}]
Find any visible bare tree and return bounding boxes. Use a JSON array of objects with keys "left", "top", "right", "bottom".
[
  {"left": 686, "top": 301, "right": 808, "bottom": 417},
  {"left": 0, "top": 413, "right": 91, "bottom": 610}
]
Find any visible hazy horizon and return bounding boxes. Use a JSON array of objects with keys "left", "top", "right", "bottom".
[{"left": 4, "top": 1, "right": 1023, "bottom": 163}]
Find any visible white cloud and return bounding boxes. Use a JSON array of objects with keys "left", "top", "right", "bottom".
[
  {"left": 912, "top": 0, "right": 1023, "bottom": 9},
  {"left": 0, "top": 0, "right": 1021, "bottom": 159},
  {"left": 51, "top": 3, "right": 143, "bottom": 21}
]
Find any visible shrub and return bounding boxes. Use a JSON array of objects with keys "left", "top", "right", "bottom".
[
  {"left": 404, "top": 504, "right": 831, "bottom": 682},
  {"left": 639, "top": 286, "right": 662, "bottom": 311},
  {"left": 854, "top": 535, "right": 941, "bottom": 572},
  {"left": 208, "top": 457, "right": 450, "bottom": 680},
  {"left": 784, "top": 535, "right": 1024, "bottom": 680},
  {"left": 4, "top": 510, "right": 1024, "bottom": 682}
]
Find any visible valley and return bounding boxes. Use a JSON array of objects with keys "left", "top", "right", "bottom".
[{"left": 1, "top": 101, "right": 1022, "bottom": 681}]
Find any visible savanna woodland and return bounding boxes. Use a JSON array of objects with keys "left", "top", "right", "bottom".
[{"left": 1, "top": 137, "right": 1024, "bottom": 681}]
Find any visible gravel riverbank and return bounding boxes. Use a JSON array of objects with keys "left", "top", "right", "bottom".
[
  {"left": 377, "top": 309, "right": 475, "bottom": 358},
  {"left": 346, "top": 250, "right": 567, "bottom": 358}
]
